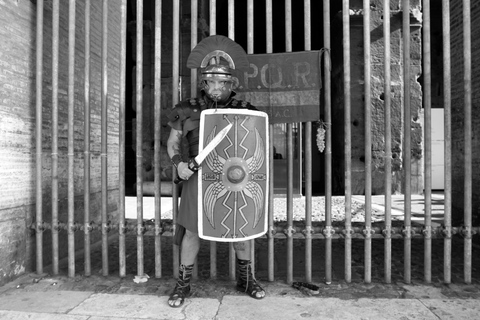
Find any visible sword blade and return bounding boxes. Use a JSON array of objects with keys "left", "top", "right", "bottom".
[{"left": 195, "top": 123, "right": 233, "bottom": 165}]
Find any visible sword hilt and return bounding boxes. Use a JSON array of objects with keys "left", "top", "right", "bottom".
[{"left": 173, "top": 158, "right": 200, "bottom": 184}]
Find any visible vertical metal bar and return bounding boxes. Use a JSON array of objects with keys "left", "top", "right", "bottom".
[
  {"left": 101, "top": 0, "right": 109, "bottom": 276},
  {"left": 266, "top": 0, "right": 274, "bottom": 282},
  {"left": 247, "top": 0, "right": 256, "bottom": 276},
  {"left": 286, "top": 129, "right": 293, "bottom": 283},
  {"left": 323, "top": 0, "right": 333, "bottom": 285},
  {"left": 363, "top": 0, "right": 372, "bottom": 284},
  {"left": 119, "top": 0, "right": 127, "bottom": 278},
  {"left": 189, "top": 0, "right": 200, "bottom": 282},
  {"left": 383, "top": 0, "right": 392, "bottom": 284},
  {"left": 210, "top": 0, "right": 216, "bottom": 35},
  {"left": 185, "top": 0, "right": 198, "bottom": 279},
  {"left": 462, "top": 0, "right": 472, "bottom": 284},
  {"left": 285, "top": 1, "right": 292, "bottom": 50},
  {"left": 285, "top": 0, "right": 294, "bottom": 285},
  {"left": 304, "top": 0, "right": 310, "bottom": 51},
  {"left": 153, "top": 0, "right": 162, "bottom": 279},
  {"left": 67, "top": 0, "right": 76, "bottom": 278},
  {"left": 209, "top": 244, "right": 217, "bottom": 280},
  {"left": 422, "top": 0, "right": 432, "bottom": 283},
  {"left": 266, "top": 0, "right": 273, "bottom": 54},
  {"left": 343, "top": 0, "right": 352, "bottom": 283},
  {"left": 402, "top": 0, "right": 412, "bottom": 284},
  {"left": 51, "top": 0, "right": 60, "bottom": 276},
  {"left": 228, "top": 0, "right": 236, "bottom": 282},
  {"left": 247, "top": 0, "right": 254, "bottom": 52},
  {"left": 35, "top": 0, "right": 44, "bottom": 276},
  {"left": 442, "top": 0, "right": 452, "bottom": 284},
  {"left": 172, "top": 0, "right": 180, "bottom": 278},
  {"left": 207, "top": 0, "right": 219, "bottom": 280},
  {"left": 303, "top": 0, "right": 312, "bottom": 284},
  {"left": 191, "top": 0, "right": 198, "bottom": 97},
  {"left": 135, "top": 0, "right": 144, "bottom": 278},
  {"left": 229, "top": 244, "right": 235, "bottom": 280},
  {"left": 83, "top": 0, "right": 92, "bottom": 277},
  {"left": 228, "top": 0, "right": 234, "bottom": 39}
]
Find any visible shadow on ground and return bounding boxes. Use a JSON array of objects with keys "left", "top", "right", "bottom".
[{"left": 38, "top": 229, "right": 480, "bottom": 300}]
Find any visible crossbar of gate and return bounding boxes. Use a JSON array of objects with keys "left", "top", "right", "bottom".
[{"left": 33, "top": 0, "right": 478, "bottom": 285}]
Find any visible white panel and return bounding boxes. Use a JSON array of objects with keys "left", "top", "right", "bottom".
[{"left": 431, "top": 109, "right": 444, "bottom": 189}]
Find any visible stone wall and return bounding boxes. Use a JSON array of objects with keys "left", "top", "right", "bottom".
[
  {"left": 0, "top": 0, "right": 122, "bottom": 285},
  {"left": 450, "top": 0, "right": 480, "bottom": 226},
  {"left": 331, "top": 0, "right": 423, "bottom": 195}
]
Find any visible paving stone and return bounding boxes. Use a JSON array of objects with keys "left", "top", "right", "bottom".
[
  {"left": 217, "top": 296, "right": 438, "bottom": 320},
  {"left": 0, "top": 290, "right": 93, "bottom": 314},
  {"left": 69, "top": 293, "right": 219, "bottom": 320}
]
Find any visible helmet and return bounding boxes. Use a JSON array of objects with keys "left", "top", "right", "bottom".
[{"left": 187, "top": 36, "right": 249, "bottom": 102}]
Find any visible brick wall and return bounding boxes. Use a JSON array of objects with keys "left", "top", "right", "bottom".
[
  {"left": 450, "top": 1, "right": 480, "bottom": 225},
  {"left": 0, "top": 0, "right": 122, "bottom": 285}
]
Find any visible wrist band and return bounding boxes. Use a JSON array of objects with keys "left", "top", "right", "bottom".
[{"left": 171, "top": 154, "right": 182, "bottom": 168}]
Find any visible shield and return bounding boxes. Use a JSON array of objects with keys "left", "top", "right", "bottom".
[{"left": 198, "top": 109, "right": 269, "bottom": 242}]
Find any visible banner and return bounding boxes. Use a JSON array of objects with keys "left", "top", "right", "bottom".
[{"left": 234, "top": 51, "right": 322, "bottom": 124}]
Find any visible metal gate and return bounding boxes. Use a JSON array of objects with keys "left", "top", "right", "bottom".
[{"left": 33, "top": 0, "right": 478, "bottom": 285}]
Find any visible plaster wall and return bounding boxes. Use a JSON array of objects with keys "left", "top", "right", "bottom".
[{"left": 0, "top": 0, "right": 122, "bottom": 285}]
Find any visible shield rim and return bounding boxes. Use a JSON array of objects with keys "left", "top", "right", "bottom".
[{"left": 197, "top": 108, "right": 269, "bottom": 242}]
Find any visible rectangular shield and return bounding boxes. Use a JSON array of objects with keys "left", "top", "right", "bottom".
[{"left": 198, "top": 109, "right": 269, "bottom": 242}]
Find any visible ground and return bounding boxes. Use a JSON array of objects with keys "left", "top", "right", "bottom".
[{"left": 27, "top": 196, "right": 480, "bottom": 300}]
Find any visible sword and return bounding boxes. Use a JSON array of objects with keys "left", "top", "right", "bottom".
[{"left": 174, "top": 123, "right": 233, "bottom": 184}]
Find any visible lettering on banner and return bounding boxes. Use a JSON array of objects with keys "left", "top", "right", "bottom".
[
  {"left": 236, "top": 61, "right": 315, "bottom": 91},
  {"left": 234, "top": 51, "right": 322, "bottom": 124}
]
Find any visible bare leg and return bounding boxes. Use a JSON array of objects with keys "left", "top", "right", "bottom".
[
  {"left": 233, "top": 240, "right": 250, "bottom": 260},
  {"left": 181, "top": 229, "right": 200, "bottom": 265}
]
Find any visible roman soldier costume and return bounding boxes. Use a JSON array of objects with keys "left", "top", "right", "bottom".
[{"left": 167, "top": 35, "right": 266, "bottom": 308}]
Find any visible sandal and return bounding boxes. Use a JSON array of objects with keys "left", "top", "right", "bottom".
[
  {"left": 168, "top": 282, "right": 191, "bottom": 307},
  {"left": 168, "top": 264, "right": 193, "bottom": 308},
  {"left": 236, "top": 259, "right": 266, "bottom": 299}
]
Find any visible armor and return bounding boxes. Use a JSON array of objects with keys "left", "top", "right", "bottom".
[{"left": 167, "top": 95, "right": 255, "bottom": 158}]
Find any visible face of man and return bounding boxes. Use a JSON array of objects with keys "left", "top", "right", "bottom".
[{"left": 203, "top": 79, "right": 233, "bottom": 103}]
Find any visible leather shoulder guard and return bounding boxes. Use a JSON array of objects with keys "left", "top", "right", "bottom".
[
  {"left": 230, "top": 99, "right": 257, "bottom": 111},
  {"left": 182, "top": 98, "right": 208, "bottom": 113},
  {"left": 171, "top": 98, "right": 204, "bottom": 117}
]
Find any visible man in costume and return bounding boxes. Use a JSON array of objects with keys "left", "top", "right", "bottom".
[{"left": 166, "top": 35, "right": 266, "bottom": 308}]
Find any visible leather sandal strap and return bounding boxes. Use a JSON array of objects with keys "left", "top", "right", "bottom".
[{"left": 168, "top": 283, "right": 191, "bottom": 308}]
